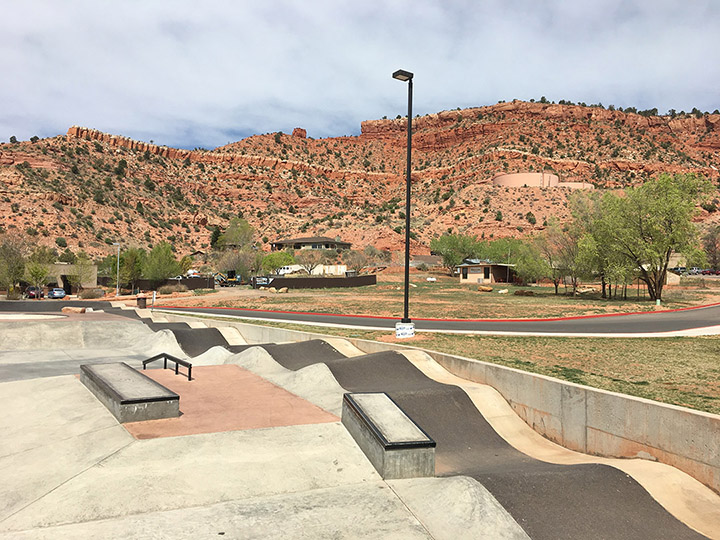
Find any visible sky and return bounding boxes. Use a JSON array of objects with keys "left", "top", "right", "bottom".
[{"left": 2, "top": 1, "right": 719, "bottom": 149}]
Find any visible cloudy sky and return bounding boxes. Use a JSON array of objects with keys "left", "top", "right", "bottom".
[{"left": 2, "top": 1, "right": 719, "bottom": 149}]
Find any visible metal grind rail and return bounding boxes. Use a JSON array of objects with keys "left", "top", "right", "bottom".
[{"left": 142, "top": 353, "right": 193, "bottom": 381}]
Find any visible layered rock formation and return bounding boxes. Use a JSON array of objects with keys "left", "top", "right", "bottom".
[{"left": 0, "top": 100, "right": 716, "bottom": 258}]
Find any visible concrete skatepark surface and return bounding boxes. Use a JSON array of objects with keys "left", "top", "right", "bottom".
[{"left": 1, "top": 300, "right": 718, "bottom": 539}]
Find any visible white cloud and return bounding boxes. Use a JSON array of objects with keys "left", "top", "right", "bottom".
[{"left": 1, "top": 0, "right": 718, "bottom": 148}]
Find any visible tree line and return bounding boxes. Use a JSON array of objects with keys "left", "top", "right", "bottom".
[{"left": 431, "top": 174, "right": 713, "bottom": 301}]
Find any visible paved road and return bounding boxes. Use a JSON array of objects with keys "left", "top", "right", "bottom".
[
  {"left": 3, "top": 300, "right": 720, "bottom": 335},
  {"left": 154, "top": 303, "right": 720, "bottom": 335}
]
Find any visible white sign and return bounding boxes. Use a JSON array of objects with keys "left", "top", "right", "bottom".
[{"left": 395, "top": 322, "right": 415, "bottom": 339}]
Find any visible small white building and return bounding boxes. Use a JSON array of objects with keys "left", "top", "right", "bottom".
[
  {"left": 279, "top": 264, "right": 348, "bottom": 276},
  {"left": 457, "top": 259, "right": 515, "bottom": 284}
]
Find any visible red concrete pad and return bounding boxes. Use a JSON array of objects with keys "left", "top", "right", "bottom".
[{"left": 124, "top": 365, "right": 338, "bottom": 439}]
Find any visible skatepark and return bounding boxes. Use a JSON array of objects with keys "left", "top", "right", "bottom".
[{"left": 1, "top": 301, "right": 719, "bottom": 539}]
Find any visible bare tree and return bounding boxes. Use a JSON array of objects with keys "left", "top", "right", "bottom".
[
  {"left": 343, "top": 250, "right": 368, "bottom": 273},
  {"left": 295, "top": 249, "right": 324, "bottom": 275}
]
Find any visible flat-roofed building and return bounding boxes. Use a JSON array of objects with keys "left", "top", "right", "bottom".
[{"left": 270, "top": 236, "right": 351, "bottom": 251}]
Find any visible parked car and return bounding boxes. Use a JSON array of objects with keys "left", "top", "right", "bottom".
[
  {"left": 47, "top": 288, "right": 66, "bottom": 299},
  {"left": 689, "top": 267, "right": 702, "bottom": 275},
  {"left": 24, "top": 286, "right": 44, "bottom": 299}
]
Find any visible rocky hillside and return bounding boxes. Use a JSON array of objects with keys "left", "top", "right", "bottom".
[{"left": 1, "top": 100, "right": 718, "bottom": 258}]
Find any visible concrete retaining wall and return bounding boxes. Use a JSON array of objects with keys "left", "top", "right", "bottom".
[{"left": 160, "top": 312, "right": 720, "bottom": 494}]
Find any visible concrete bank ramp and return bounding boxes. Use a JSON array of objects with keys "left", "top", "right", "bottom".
[
  {"left": 267, "top": 348, "right": 709, "bottom": 540},
  {"left": 0, "top": 320, "right": 161, "bottom": 351},
  {"left": 0, "top": 319, "right": 188, "bottom": 383},
  {"left": 0, "top": 423, "right": 378, "bottom": 534}
]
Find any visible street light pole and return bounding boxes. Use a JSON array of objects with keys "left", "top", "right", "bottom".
[
  {"left": 113, "top": 242, "right": 121, "bottom": 297},
  {"left": 393, "top": 69, "right": 414, "bottom": 336}
]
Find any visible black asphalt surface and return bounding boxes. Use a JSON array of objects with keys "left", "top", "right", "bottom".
[
  {"left": 155, "top": 303, "right": 720, "bottom": 334},
  {"left": 270, "top": 348, "right": 705, "bottom": 540}
]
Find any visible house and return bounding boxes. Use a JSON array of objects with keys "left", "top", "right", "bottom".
[
  {"left": 47, "top": 262, "right": 98, "bottom": 293},
  {"left": 270, "top": 236, "right": 351, "bottom": 251},
  {"left": 457, "top": 259, "right": 516, "bottom": 284}
]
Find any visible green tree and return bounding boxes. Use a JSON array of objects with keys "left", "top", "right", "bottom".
[
  {"left": 430, "top": 234, "right": 479, "bottom": 276},
  {"left": 25, "top": 261, "right": 50, "bottom": 294},
  {"left": 598, "top": 174, "right": 712, "bottom": 301},
  {"left": 0, "top": 235, "right": 27, "bottom": 296},
  {"left": 210, "top": 225, "right": 221, "bottom": 248},
  {"left": 143, "top": 242, "right": 181, "bottom": 284},
  {"left": 58, "top": 248, "right": 77, "bottom": 264},
  {"left": 121, "top": 248, "right": 146, "bottom": 292},
  {"left": 179, "top": 255, "right": 193, "bottom": 274},
  {"left": 218, "top": 218, "right": 254, "bottom": 249},
  {"left": 703, "top": 225, "right": 720, "bottom": 270},
  {"left": 513, "top": 240, "right": 551, "bottom": 284},
  {"left": 261, "top": 251, "right": 294, "bottom": 275},
  {"left": 28, "top": 245, "right": 57, "bottom": 265}
]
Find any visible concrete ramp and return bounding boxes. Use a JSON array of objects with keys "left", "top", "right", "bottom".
[
  {"left": 226, "top": 346, "right": 346, "bottom": 416},
  {"left": 0, "top": 320, "right": 156, "bottom": 351}
]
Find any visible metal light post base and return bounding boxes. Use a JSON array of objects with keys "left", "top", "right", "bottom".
[{"left": 395, "top": 321, "right": 415, "bottom": 339}]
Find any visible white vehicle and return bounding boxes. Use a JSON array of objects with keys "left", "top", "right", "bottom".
[{"left": 186, "top": 269, "right": 200, "bottom": 277}]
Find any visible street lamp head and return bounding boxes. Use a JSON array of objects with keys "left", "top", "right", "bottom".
[{"left": 392, "top": 69, "right": 413, "bottom": 82}]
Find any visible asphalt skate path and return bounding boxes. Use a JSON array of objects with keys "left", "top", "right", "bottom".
[{"left": 268, "top": 344, "right": 705, "bottom": 540}]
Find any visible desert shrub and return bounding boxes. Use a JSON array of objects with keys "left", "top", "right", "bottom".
[
  {"left": 79, "top": 288, "right": 104, "bottom": 299},
  {"left": 6, "top": 290, "right": 22, "bottom": 300},
  {"left": 158, "top": 283, "right": 188, "bottom": 295},
  {"left": 192, "top": 288, "right": 218, "bottom": 296}
]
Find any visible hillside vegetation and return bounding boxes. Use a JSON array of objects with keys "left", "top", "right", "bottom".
[{"left": 1, "top": 100, "right": 718, "bottom": 258}]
